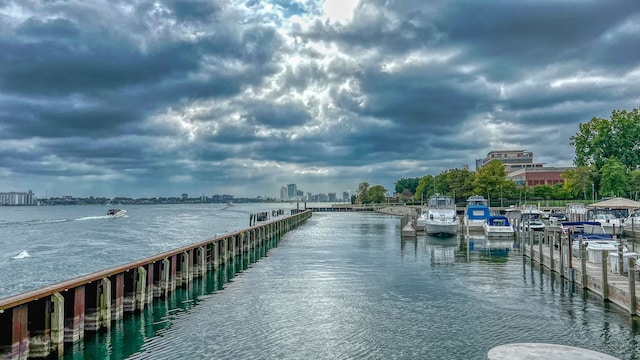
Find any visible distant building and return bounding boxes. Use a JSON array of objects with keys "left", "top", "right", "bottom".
[
  {"left": 480, "top": 150, "right": 543, "bottom": 173},
  {"left": 507, "top": 167, "right": 573, "bottom": 188},
  {"left": 328, "top": 193, "right": 337, "bottom": 202},
  {"left": 342, "top": 191, "right": 350, "bottom": 202},
  {"left": 0, "top": 191, "right": 36, "bottom": 206},
  {"left": 280, "top": 186, "right": 288, "bottom": 201},
  {"left": 287, "top": 184, "right": 297, "bottom": 200},
  {"left": 181, "top": 193, "right": 188, "bottom": 201}
]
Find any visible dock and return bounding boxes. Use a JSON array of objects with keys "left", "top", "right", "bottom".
[
  {"left": 521, "top": 226, "right": 640, "bottom": 316},
  {"left": 0, "top": 210, "right": 312, "bottom": 359}
]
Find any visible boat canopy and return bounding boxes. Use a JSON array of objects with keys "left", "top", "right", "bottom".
[
  {"left": 466, "top": 205, "right": 490, "bottom": 220},
  {"left": 487, "top": 215, "right": 510, "bottom": 226}
]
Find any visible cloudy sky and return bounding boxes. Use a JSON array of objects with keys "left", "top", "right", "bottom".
[{"left": 1, "top": 0, "right": 639, "bottom": 199}]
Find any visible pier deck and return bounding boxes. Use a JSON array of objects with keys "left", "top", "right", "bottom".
[{"left": 521, "top": 228, "right": 640, "bottom": 316}]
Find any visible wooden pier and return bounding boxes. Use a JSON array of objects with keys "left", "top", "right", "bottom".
[
  {"left": 522, "top": 227, "right": 640, "bottom": 316},
  {"left": 0, "top": 210, "right": 312, "bottom": 359}
]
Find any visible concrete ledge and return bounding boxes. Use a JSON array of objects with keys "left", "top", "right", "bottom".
[{"left": 488, "top": 343, "right": 619, "bottom": 359}]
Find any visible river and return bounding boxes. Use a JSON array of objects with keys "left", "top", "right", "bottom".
[{"left": 1, "top": 205, "right": 638, "bottom": 359}]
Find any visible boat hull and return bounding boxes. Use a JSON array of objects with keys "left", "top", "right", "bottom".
[{"left": 425, "top": 222, "right": 459, "bottom": 236}]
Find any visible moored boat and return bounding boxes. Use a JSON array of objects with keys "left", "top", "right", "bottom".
[
  {"left": 520, "top": 204, "right": 545, "bottom": 232},
  {"left": 483, "top": 215, "right": 514, "bottom": 238},
  {"left": 464, "top": 195, "right": 490, "bottom": 232},
  {"left": 424, "top": 195, "right": 458, "bottom": 237}
]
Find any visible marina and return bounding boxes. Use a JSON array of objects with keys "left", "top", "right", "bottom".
[{"left": 1, "top": 205, "right": 639, "bottom": 359}]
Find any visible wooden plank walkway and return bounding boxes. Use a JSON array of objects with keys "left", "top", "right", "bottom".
[{"left": 522, "top": 229, "right": 639, "bottom": 316}]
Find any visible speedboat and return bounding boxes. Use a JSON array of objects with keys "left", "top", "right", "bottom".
[
  {"left": 585, "top": 209, "right": 624, "bottom": 236},
  {"left": 424, "top": 195, "right": 459, "bottom": 237},
  {"left": 557, "top": 221, "right": 617, "bottom": 255},
  {"left": 520, "top": 204, "right": 545, "bottom": 232},
  {"left": 483, "top": 215, "right": 514, "bottom": 238},
  {"left": 107, "top": 209, "right": 127, "bottom": 218},
  {"left": 464, "top": 195, "right": 490, "bottom": 232}
]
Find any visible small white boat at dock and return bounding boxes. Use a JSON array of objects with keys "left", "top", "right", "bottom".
[{"left": 483, "top": 215, "right": 514, "bottom": 238}]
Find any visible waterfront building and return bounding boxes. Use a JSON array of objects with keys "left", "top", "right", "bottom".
[
  {"left": 507, "top": 167, "right": 573, "bottom": 187},
  {"left": 0, "top": 191, "right": 36, "bottom": 206},
  {"left": 480, "top": 150, "right": 543, "bottom": 173},
  {"left": 280, "top": 186, "right": 288, "bottom": 201}
]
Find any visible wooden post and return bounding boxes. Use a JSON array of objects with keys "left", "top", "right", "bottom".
[
  {"left": 160, "top": 258, "right": 170, "bottom": 298},
  {"left": 11, "top": 304, "right": 29, "bottom": 359},
  {"left": 618, "top": 240, "right": 625, "bottom": 275},
  {"left": 538, "top": 231, "right": 543, "bottom": 265},
  {"left": 559, "top": 236, "right": 565, "bottom": 279},
  {"left": 136, "top": 266, "right": 146, "bottom": 311},
  {"left": 529, "top": 228, "right": 534, "bottom": 259},
  {"left": 51, "top": 293, "right": 64, "bottom": 356},
  {"left": 581, "top": 243, "right": 588, "bottom": 288},
  {"left": 99, "top": 278, "right": 112, "bottom": 330},
  {"left": 629, "top": 257, "right": 637, "bottom": 316},
  {"left": 602, "top": 250, "right": 609, "bottom": 301},
  {"left": 550, "top": 230, "right": 555, "bottom": 273}
]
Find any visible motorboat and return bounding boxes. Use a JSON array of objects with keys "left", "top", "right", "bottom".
[
  {"left": 483, "top": 215, "right": 514, "bottom": 238},
  {"left": 623, "top": 210, "right": 640, "bottom": 237},
  {"left": 416, "top": 208, "right": 429, "bottom": 231},
  {"left": 585, "top": 209, "right": 624, "bottom": 236},
  {"left": 464, "top": 195, "right": 491, "bottom": 232},
  {"left": 565, "top": 203, "right": 588, "bottom": 222},
  {"left": 106, "top": 209, "right": 127, "bottom": 218},
  {"left": 424, "top": 195, "right": 459, "bottom": 237},
  {"left": 557, "top": 221, "right": 617, "bottom": 255},
  {"left": 520, "top": 204, "right": 545, "bottom": 232}
]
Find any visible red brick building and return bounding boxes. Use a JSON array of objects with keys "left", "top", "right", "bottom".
[{"left": 507, "top": 167, "right": 573, "bottom": 188}]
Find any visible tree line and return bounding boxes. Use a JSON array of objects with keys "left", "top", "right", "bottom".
[{"left": 356, "top": 108, "right": 640, "bottom": 204}]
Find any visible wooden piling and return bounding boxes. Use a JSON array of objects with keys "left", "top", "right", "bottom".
[
  {"left": 629, "top": 257, "right": 637, "bottom": 316},
  {"left": 602, "top": 250, "right": 609, "bottom": 301}
]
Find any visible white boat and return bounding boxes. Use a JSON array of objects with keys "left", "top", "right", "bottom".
[
  {"left": 565, "top": 203, "right": 588, "bottom": 222},
  {"left": 106, "top": 209, "right": 127, "bottom": 218},
  {"left": 416, "top": 208, "right": 429, "bottom": 231},
  {"left": 424, "top": 195, "right": 459, "bottom": 237},
  {"left": 483, "top": 215, "right": 514, "bottom": 238},
  {"left": 557, "top": 221, "right": 618, "bottom": 255},
  {"left": 464, "top": 195, "right": 491, "bottom": 232},
  {"left": 623, "top": 210, "right": 640, "bottom": 236},
  {"left": 520, "top": 204, "right": 545, "bottom": 232},
  {"left": 585, "top": 209, "right": 624, "bottom": 236}
]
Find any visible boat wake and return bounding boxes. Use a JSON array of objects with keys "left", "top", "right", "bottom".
[
  {"left": 76, "top": 216, "right": 112, "bottom": 221},
  {"left": 12, "top": 250, "right": 30, "bottom": 259}
]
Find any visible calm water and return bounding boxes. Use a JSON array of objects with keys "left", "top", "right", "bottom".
[{"left": 1, "top": 206, "right": 639, "bottom": 359}]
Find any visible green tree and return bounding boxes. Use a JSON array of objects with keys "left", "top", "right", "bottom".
[
  {"left": 356, "top": 182, "right": 370, "bottom": 204},
  {"left": 561, "top": 166, "right": 595, "bottom": 199},
  {"left": 414, "top": 175, "right": 435, "bottom": 202},
  {"left": 532, "top": 184, "right": 554, "bottom": 199},
  {"left": 600, "top": 157, "right": 628, "bottom": 197},
  {"left": 368, "top": 185, "right": 388, "bottom": 203},
  {"left": 394, "top": 178, "right": 420, "bottom": 196},
  {"left": 473, "top": 160, "right": 512, "bottom": 201},
  {"left": 629, "top": 169, "right": 640, "bottom": 200},
  {"left": 570, "top": 108, "right": 640, "bottom": 171}
]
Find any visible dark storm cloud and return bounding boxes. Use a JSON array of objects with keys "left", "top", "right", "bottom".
[
  {"left": 1, "top": 0, "right": 639, "bottom": 197},
  {"left": 245, "top": 101, "right": 310, "bottom": 128}
]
